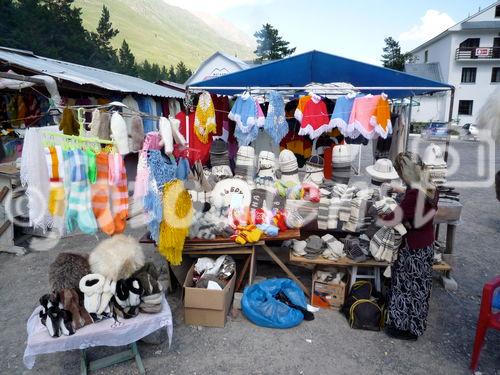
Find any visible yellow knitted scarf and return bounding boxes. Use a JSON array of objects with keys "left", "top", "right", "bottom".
[
  {"left": 158, "top": 180, "right": 193, "bottom": 265},
  {"left": 194, "top": 92, "right": 216, "bottom": 144}
]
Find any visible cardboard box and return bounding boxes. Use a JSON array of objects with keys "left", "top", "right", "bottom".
[
  {"left": 311, "top": 270, "right": 348, "bottom": 310},
  {"left": 183, "top": 264, "right": 236, "bottom": 328}
]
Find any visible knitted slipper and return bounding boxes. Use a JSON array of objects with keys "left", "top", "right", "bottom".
[
  {"left": 79, "top": 274, "right": 105, "bottom": 314},
  {"left": 98, "top": 278, "right": 117, "bottom": 315},
  {"left": 126, "top": 278, "right": 144, "bottom": 307},
  {"left": 58, "top": 309, "right": 75, "bottom": 336},
  {"left": 115, "top": 279, "right": 130, "bottom": 308}
]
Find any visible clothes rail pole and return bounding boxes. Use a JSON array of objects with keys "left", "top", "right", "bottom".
[
  {"left": 42, "top": 131, "right": 116, "bottom": 145},
  {"left": 405, "top": 96, "right": 413, "bottom": 151},
  {"left": 444, "top": 88, "right": 455, "bottom": 163}
]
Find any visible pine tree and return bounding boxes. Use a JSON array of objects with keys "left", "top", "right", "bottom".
[
  {"left": 254, "top": 23, "right": 296, "bottom": 62},
  {"left": 381, "top": 37, "right": 414, "bottom": 71},
  {"left": 175, "top": 61, "right": 191, "bottom": 83},
  {"left": 168, "top": 65, "right": 176, "bottom": 81},
  {"left": 160, "top": 65, "right": 168, "bottom": 80},
  {"left": 118, "top": 40, "right": 137, "bottom": 75},
  {"left": 95, "top": 5, "right": 119, "bottom": 49}
]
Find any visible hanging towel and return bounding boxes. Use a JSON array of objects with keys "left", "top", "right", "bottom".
[
  {"left": 91, "top": 152, "right": 115, "bottom": 235},
  {"left": 194, "top": 92, "right": 217, "bottom": 144},
  {"left": 110, "top": 112, "right": 130, "bottom": 155},
  {"left": 264, "top": 91, "right": 288, "bottom": 145}
]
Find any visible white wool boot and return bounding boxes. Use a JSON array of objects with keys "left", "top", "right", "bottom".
[
  {"left": 169, "top": 117, "right": 186, "bottom": 146},
  {"left": 110, "top": 112, "right": 130, "bottom": 155},
  {"left": 79, "top": 274, "right": 105, "bottom": 314},
  {"left": 159, "top": 117, "right": 174, "bottom": 154},
  {"left": 98, "top": 278, "right": 116, "bottom": 315}
]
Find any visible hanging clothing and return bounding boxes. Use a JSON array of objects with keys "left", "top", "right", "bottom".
[
  {"left": 133, "top": 132, "right": 161, "bottom": 200},
  {"left": 137, "top": 96, "right": 156, "bottom": 133},
  {"left": 228, "top": 94, "right": 263, "bottom": 146},
  {"left": 264, "top": 91, "right": 288, "bottom": 145},
  {"left": 348, "top": 95, "right": 381, "bottom": 139},
  {"left": 59, "top": 107, "right": 80, "bottom": 136},
  {"left": 122, "top": 95, "right": 140, "bottom": 145},
  {"left": 373, "top": 95, "right": 392, "bottom": 139},
  {"left": 168, "top": 99, "right": 181, "bottom": 117},
  {"left": 109, "top": 153, "right": 129, "bottom": 234},
  {"left": 176, "top": 111, "right": 212, "bottom": 165},
  {"left": 330, "top": 94, "right": 358, "bottom": 136},
  {"left": 91, "top": 152, "right": 115, "bottom": 235},
  {"left": 110, "top": 112, "right": 130, "bottom": 155},
  {"left": 294, "top": 95, "right": 311, "bottom": 122},
  {"left": 194, "top": 92, "right": 217, "bottom": 143},
  {"left": 298, "top": 95, "right": 332, "bottom": 139}
]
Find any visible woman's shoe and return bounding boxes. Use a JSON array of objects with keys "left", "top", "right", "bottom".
[{"left": 385, "top": 325, "right": 418, "bottom": 341}]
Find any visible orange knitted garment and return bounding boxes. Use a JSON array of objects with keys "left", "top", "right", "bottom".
[
  {"left": 110, "top": 154, "right": 129, "bottom": 234},
  {"left": 374, "top": 95, "right": 392, "bottom": 138},
  {"left": 91, "top": 152, "right": 115, "bottom": 235}
]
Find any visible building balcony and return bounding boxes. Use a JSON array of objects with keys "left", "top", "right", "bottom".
[{"left": 455, "top": 47, "right": 500, "bottom": 60}]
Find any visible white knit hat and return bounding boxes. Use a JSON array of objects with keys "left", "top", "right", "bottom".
[
  {"left": 235, "top": 146, "right": 256, "bottom": 179},
  {"left": 423, "top": 143, "right": 446, "bottom": 166},
  {"left": 332, "top": 145, "right": 351, "bottom": 165},
  {"left": 279, "top": 149, "right": 300, "bottom": 185}
]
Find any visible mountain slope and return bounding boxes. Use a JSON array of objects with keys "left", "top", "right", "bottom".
[{"left": 74, "top": 0, "right": 254, "bottom": 69}]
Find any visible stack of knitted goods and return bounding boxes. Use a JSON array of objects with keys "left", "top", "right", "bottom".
[
  {"left": 289, "top": 234, "right": 344, "bottom": 260},
  {"left": 285, "top": 199, "right": 318, "bottom": 226},
  {"left": 321, "top": 234, "right": 345, "bottom": 260},
  {"left": 303, "top": 155, "right": 324, "bottom": 185},
  {"left": 234, "top": 146, "right": 255, "bottom": 182},
  {"left": 317, "top": 197, "right": 330, "bottom": 230},
  {"left": 331, "top": 145, "right": 352, "bottom": 184},
  {"left": 255, "top": 151, "right": 277, "bottom": 192},
  {"left": 369, "top": 226, "right": 402, "bottom": 263},
  {"left": 189, "top": 205, "right": 234, "bottom": 239},
  {"left": 210, "top": 139, "right": 233, "bottom": 181},
  {"left": 343, "top": 235, "right": 370, "bottom": 262},
  {"left": 423, "top": 143, "right": 447, "bottom": 186},
  {"left": 131, "top": 262, "right": 163, "bottom": 314}
]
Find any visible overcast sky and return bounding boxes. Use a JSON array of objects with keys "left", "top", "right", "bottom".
[{"left": 165, "top": 0, "right": 495, "bottom": 65}]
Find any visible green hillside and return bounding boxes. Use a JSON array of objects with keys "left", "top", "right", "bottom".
[{"left": 74, "top": 0, "right": 254, "bottom": 69}]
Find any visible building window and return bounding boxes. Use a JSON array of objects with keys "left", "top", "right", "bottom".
[
  {"left": 495, "top": 5, "right": 500, "bottom": 17},
  {"left": 492, "top": 67, "right": 500, "bottom": 83},
  {"left": 460, "top": 38, "right": 480, "bottom": 48},
  {"left": 461, "top": 67, "right": 477, "bottom": 83},
  {"left": 424, "top": 50, "right": 428, "bottom": 63},
  {"left": 458, "top": 100, "right": 473, "bottom": 116}
]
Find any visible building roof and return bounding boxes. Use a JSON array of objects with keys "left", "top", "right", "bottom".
[
  {"left": 0, "top": 46, "right": 183, "bottom": 98},
  {"left": 410, "top": 1, "right": 500, "bottom": 53},
  {"left": 191, "top": 50, "right": 453, "bottom": 99},
  {"left": 155, "top": 80, "right": 186, "bottom": 92},
  {"left": 404, "top": 63, "right": 444, "bottom": 83},
  {"left": 185, "top": 51, "right": 250, "bottom": 86}
]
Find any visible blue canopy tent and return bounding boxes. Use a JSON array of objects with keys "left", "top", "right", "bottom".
[{"left": 189, "top": 50, "right": 453, "bottom": 99}]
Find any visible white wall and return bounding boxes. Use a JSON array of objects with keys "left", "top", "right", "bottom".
[
  {"left": 412, "top": 34, "right": 453, "bottom": 81},
  {"left": 411, "top": 94, "right": 448, "bottom": 123},
  {"left": 187, "top": 56, "right": 246, "bottom": 85}
]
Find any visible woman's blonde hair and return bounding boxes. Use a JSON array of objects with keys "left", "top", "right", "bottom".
[{"left": 394, "top": 152, "right": 436, "bottom": 199}]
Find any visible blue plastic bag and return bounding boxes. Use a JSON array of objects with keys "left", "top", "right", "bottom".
[{"left": 241, "top": 278, "right": 308, "bottom": 329}]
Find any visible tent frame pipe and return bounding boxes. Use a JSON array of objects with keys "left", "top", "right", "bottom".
[
  {"left": 188, "top": 86, "right": 452, "bottom": 92},
  {"left": 444, "top": 88, "right": 455, "bottom": 163}
]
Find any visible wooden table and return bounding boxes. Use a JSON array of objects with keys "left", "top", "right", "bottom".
[{"left": 139, "top": 229, "right": 310, "bottom": 296}]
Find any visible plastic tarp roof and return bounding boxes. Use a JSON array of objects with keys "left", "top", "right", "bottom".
[{"left": 190, "top": 50, "right": 453, "bottom": 98}]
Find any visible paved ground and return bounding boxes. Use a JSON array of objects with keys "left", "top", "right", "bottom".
[{"left": 1, "top": 138, "right": 499, "bottom": 375}]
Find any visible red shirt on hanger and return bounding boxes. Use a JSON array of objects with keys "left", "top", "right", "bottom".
[{"left": 175, "top": 111, "right": 212, "bottom": 165}]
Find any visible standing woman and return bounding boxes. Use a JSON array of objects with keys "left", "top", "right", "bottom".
[{"left": 384, "top": 152, "right": 439, "bottom": 340}]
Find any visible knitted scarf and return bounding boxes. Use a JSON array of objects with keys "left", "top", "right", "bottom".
[
  {"left": 109, "top": 153, "right": 129, "bottom": 234},
  {"left": 91, "top": 152, "right": 115, "bottom": 235},
  {"left": 133, "top": 132, "right": 161, "bottom": 200},
  {"left": 158, "top": 180, "right": 193, "bottom": 265}
]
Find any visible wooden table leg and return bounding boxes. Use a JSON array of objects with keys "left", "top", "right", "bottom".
[
  {"left": 249, "top": 245, "right": 256, "bottom": 285},
  {"left": 259, "top": 244, "right": 310, "bottom": 297},
  {"left": 236, "top": 256, "right": 251, "bottom": 291},
  {"left": 131, "top": 342, "right": 145, "bottom": 375}
]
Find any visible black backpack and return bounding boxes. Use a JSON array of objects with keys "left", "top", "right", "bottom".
[{"left": 341, "top": 281, "right": 385, "bottom": 331}]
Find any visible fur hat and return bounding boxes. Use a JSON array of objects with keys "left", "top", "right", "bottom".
[
  {"left": 130, "top": 115, "right": 145, "bottom": 152},
  {"left": 111, "top": 112, "right": 130, "bottom": 155},
  {"left": 97, "top": 112, "right": 111, "bottom": 141},
  {"left": 49, "top": 252, "right": 90, "bottom": 292},
  {"left": 89, "top": 235, "right": 145, "bottom": 282}
]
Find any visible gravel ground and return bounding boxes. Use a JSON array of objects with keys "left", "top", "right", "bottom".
[{"left": 0, "top": 137, "right": 499, "bottom": 375}]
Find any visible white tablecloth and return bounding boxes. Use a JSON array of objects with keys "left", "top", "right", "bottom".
[{"left": 23, "top": 296, "right": 173, "bottom": 369}]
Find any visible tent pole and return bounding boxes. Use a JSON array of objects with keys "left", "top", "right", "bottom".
[
  {"left": 405, "top": 96, "right": 413, "bottom": 151},
  {"left": 444, "top": 88, "right": 455, "bottom": 163},
  {"left": 188, "top": 86, "right": 452, "bottom": 92}
]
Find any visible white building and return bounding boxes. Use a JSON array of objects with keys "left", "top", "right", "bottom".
[
  {"left": 185, "top": 51, "right": 251, "bottom": 86},
  {"left": 406, "top": 2, "right": 500, "bottom": 126}
]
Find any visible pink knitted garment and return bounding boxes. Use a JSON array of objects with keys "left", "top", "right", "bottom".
[
  {"left": 347, "top": 95, "right": 381, "bottom": 139},
  {"left": 133, "top": 132, "right": 161, "bottom": 200}
]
